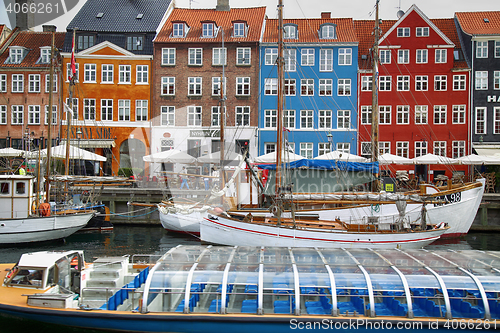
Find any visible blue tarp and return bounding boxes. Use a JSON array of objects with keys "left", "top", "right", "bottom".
[{"left": 256, "top": 159, "right": 379, "bottom": 173}]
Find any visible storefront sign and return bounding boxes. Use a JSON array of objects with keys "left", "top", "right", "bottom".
[{"left": 190, "top": 130, "right": 220, "bottom": 138}]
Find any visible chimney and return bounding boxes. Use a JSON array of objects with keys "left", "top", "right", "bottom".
[
  {"left": 216, "top": 0, "right": 230, "bottom": 11},
  {"left": 321, "top": 12, "right": 331, "bottom": 19},
  {"left": 15, "top": 0, "right": 36, "bottom": 30},
  {"left": 43, "top": 25, "right": 56, "bottom": 32}
]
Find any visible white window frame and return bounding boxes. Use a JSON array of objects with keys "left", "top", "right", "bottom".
[
  {"left": 235, "top": 106, "right": 250, "bottom": 126},
  {"left": 66, "top": 63, "right": 79, "bottom": 82},
  {"left": 65, "top": 98, "right": 78, "bottom": 120},
  {"left": 101, "top": 99, "right": 113, "bottom": 121},
  {"left": 233, "top": 22, "right": 246, "bottom": 37},
  {"left": 494, "top": 71, "right": 500, "bottom": 90},
  {"left": 283, "top": 25, "right": 297, "bottom": 39},
  {"left": 45, "top": 74, "right": 57, "bottom": 93},
  {"left": 397, "top": 105, "right": 409, "bottom": 124},
  {"left": 319, "top": 79, "right": 333, "bottom": 96},
  {"left": 475, "top": 107, "right": 486, "bottom": 135},
  {"left": 0, "top": 105, "right": 6, "bottom": 124},
  {"left": 264, "top": 109, "right": 277, "bottom": 128},
  {"left": 265, "top": 78, "right": 278, "bottom": 95},
  {"left": 8, "top": 47, "right": 24, "bottom": 64},
  {"left": 136, "top": 65, "right": 148, "bottom": 84},
  {"left": 265, "top": 48, "right": 278, "bottom": 65},
  {"left": 284, "top": 49, "right": 296, "bottom": 72},
  {"left": 283, "top": 110, "right": 295, "bottom": 130},
  {"left": 301, "top": 48, "right": 314, "bottom": 66},
  {"left": 496, "top": 41, "right": 500, "bottom": 58},
  {"left": 361, "top": 106, "right": 372, "bottom": 125},
  {"left": 379, "top": 76, "right": 391, "bottom": 91},
  {"left": 162, "top": 48, "right": 176, "bottom": 65},
  {"left": 136, "top": 100, "right": 148, "bottom": 121},
  {"left": 236, "top": 77, "right": 250, "bottom": 96},
  {"left": 161, "top": 106, "right": 175, "bottom": 126},
  {"left": 300, "top": 142, "right": 313, "bottom": 159},
  {"left": 265, "top": 143, "right": 276, "bottom": 154},
  {"left": 236, "top": 47, "right": 251, "bottom": 65},
  {"left": 0, "top": 74, "right": 6, "bottom": 92},
  {"left": 397, "top": 49, "right": 409, "bottom": 64},
  {"left": 397, "top": 76, "right": 409, "bottom": 91},
  {"left": 453, "top": 75, "right": 466, "bottom": 91},
  {"left": 433, "top": 105, "right": 447, "bottom": 124},
  {"left": 434, "top": 141, "right": 446, "bottom": 157},
  {"left": 187, "top": 106, "right": 202, "bottom": 126},
  {"left": 416, "top": 49, "right": 428, "bottom": 63},
  {"left": 494, "top": 107, "right": 500, "bottom": 134},
  {"left": 188, "top": 77, "right": 202, "bottom": 96},
  {"left": 12, "top": 105, "right": 24, "bottom": 124},
  {"left": 416, "top": 27, "right": 429, "bottom": 37},
  {"left": 202, "top": 23, "right": 215, "bottom": 38},
  {"left": 452, "top": 105, "right": 466, "bottom": 124},
  {"left": 28, "top": 74, "right": 40, "bottom": 93},
  {"left": 301, "top": 79, "right": 314, "bottom": 96},
  {"left": 161, "top": 77, "right": 175, "bottom": 96},
  {"left": 84, "top": 64, "right": 96, "bottom": 83},
  {"left": 211, "top": 77, "right": 226, "bottom": 96},
  {"left": 434, "top": 75, "right": 447, "bottom": 91},
  {"left": 415, "top": 105, "right": 428, "bottom": 124},
  {"left": 476, "top": 41, "right": 488, "bottom": 58},
  {"left": 414, "top": 141, "right": 428, "bottom": 158},
  {"left": 379, "top": 49, "right": 391, "bottom": 64},
  {"left": 397, "top": 27, "right": 410, "bottom": 37},
  {"left": 475, "top": 71, "right": 488, "bottom": 90},
  {"left": 83, "top": 99, "right": 96, "bottom": 121},
  {"left": 361, "top": 76, "right": 372, "bottom": 91},
  {"left": 337, "top": 79, "right": 351, "bottom": 96},
  {"left": 300, "top": 110, "right": 314, "bottom": 129},
  {"left": 44, "top": 105, "right": 57, "bottom": 125},
  {"left": 452, "top": 141, "right": 466, "bottom": 158},
  {"left": 172, "top": 23, "right": 185, "bottom": 38},
  {"left": 118, "top": 100, "right": 130, "bottom": 121},
  {"left": 435, "top": 49, "right": 447, "bottom": 63},
  {"left": 320, "top": 49, "right": 333, "bottom": 71},
  {"left": 119, "top": 65, "right": 131, "bottom": 84},
  {"left": 337, "top": 110, "right": 350, "bottom": 129},
  {"left": 379, "top": 106, "right": 391, "bottom": 125},
  {"left": 338, "top": 48, "right": 352, "bottom": 65},
  {"left": 101, "top": 64, "right": 114, "bottom": 83},
  {"left": 28, "top": 105, "right": 41, "bottom": 125},
  {"left": 188, "top": 48, "right": 203, "bottom": 65},
  {"left": 212, "top": 47, "right": 227, "bottom": 66},
  {"left": 415, "top": 75, "right": 428, "bottom": 91},
  {"left": 11, "top": 74, "right": 24, "bottom": 93},
  {"left": 396, "top": 141, "right": 409, "bottom": 158},
  {"left": 211, "top": 106, "right": 221, "bottom": 126},
  {"left": 318, "top": 110, "right": 332, "bottom": 129},
  {"left": 284, "top": 79, "right": 296, "bottom": 96}
]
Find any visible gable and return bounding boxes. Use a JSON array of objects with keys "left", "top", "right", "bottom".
[
  {"left": 90, "top": 46, "right": 128, "bottom": 56},
  {"left": 78, "top": 41, "right": 135, "bottom": 57}
]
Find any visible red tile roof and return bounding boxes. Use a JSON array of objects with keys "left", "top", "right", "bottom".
[
  {"left": 263, "top": 18, "right": 357, "bottom": 43},
  {"left": 0, "top": 31, "right": 66, "bottom": 68},
  {"left": 455, "top": 11, "right": 500, "bottom": 35},
  {"left": 155, "top": 7, "right": 266, "bottom": 43}
]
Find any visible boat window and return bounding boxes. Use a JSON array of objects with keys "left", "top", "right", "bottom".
[
  {"left": 15, "top": 181, "right": 25, "bottom": 195},
  {"left": 56, "top": 257, "right": 71, "bottom": 290},
  {"left": 47, "top": 266, "right": 55, "bottom": 286},
  {"left": 0, "top": 182, "right": 9, "bottom": 195},
  {"left": 8, "top": 268, "right": 43, "bottom": 287}
]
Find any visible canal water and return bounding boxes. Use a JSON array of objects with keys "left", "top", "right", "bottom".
[{"left": 0, "top": 226, "right": 498, "bottom": 333}]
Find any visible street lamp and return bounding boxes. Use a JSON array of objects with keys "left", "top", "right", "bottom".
[{"left": 327, "top": 131, "right": 333, "bottom": 152}]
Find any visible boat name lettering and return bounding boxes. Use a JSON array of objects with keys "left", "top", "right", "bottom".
[
  {"left": 190, "top": 130, "right": 220, "bottom": 138},
  {"left": 434, "top": 192, "right": 461, "bottom": 206}
]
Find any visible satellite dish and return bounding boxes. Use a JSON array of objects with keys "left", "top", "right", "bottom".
[{"left": 397, "top": 10, "right": 405, "bottom": 18}]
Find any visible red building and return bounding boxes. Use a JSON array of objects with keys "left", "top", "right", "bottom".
[{"left": 355, "top": 5, "right": 470, "bottom": 182}]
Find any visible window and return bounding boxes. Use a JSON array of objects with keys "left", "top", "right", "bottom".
[
  {"left": 452, "top": 105, "right": 466, "bottom": 124},
  {"left": 361, "top": 76, "right": 372, "bottom": 91},
  {"left": 284, "top": 49, "right": 296, "bottom": 72},
  {"left": 101, "top": 99, "right": 113, "bottom": 121},
  {"left": 434, "top": 141, "right": 446, "bottom": 156},
  {"left": 301, "top": 79, "right": 314, "bottom": 96},
  {"left": 379, "top": 76, "right": 391, "bottom": 91},
  {"left": 212, "top": 48, "right": 227, "bottom": 66},
  {"left": 12, "top": 74, "right": 23, "bottom": 93},
  {"left": 161, "top": 77, "right": 175, "bottom": 95},
  {"left": 11, "top": 105, "right": 24, "bottom": 124},
  {"left": 415, "top": 75, "right": 428, "bottom": 91},
  {"left": 338, "top": 79, "right": 351, "bottom": 96},
  {"left": 233, "top": 22, "right": 246, "bottom": 37},
  {"left": 475, "top": 71, "right": 488, "bottom": 90},
  {"left": 264, "top": 110, "right": 277, "bottom": 128},
  {"left": 101, "top": 64, "right": 113, "bottom": 83},
  {"left": 284, "top": 79, "right": 296, "bottom": 95},
  {"left": 301, "top": 49, "right": 314, "bottom": 66},
  {"left": 434, "top": 105, "right": 447, "bottom": 124},
  {"left": 337, "top": 143, "right": 350, "bottom": 153},
  {"left": 136, "top": 65, "right": 148, "bottom": 84},
  {"left": 453, "top": 75, "right": 466, "bottom": 91},
  {"left": 236, "top": 77, "right": 250, "bottom": 96},
  {"left": 188, "top": 77, "right": 202, "bottom": 96},
  {"left": 236, "top": 47, "right": 250, "bottom": 65},
  {"left": 475, "top": 107, "right": 486, "bottom": 134},
  {"left": 119, "top": 65, "right": 131, "bottom": 83},
  {"left": 416, "top": 27, "right": 429, "bottom": 37},
  {"left": 319, "top": 110, "right": 332, "bottom": 129},
  {"left": 320, "top": 24, "right": 336, "bottom": 39},
  {"left": 338, "top": 48, "right": 352, "bottom": 65},
  {"left": 136, "top": 100, "right": 148, "bottom": 121},
  {"left": 397, "top": 105, "right": 409, "bottom": 124},
  {"left": 435, "top": 49, "right": 447, "bottom": 63},
  {"left": 235, "top": 106, "right": 250, "bottom": 126},
  {"left": 397, "top": 27, "right": 410, "bottom": 37},
  {"left": 283, "top": 25, "right": 297, "bottom": 39},
  {"left": 8, "top": 48, "right": 24, "bottom": 64},
  {"left": 265, "top": 78, "right": 278, "bottom": 95},
  {"left": 283, "top": 110, "right": 295, "bottom": 129},
  {"left": 434, "top": 75, "right": 447, "bottom": 91},
  {"left": 318, "top": 143, "right": 331, "bottom": 156},
  {"left": 83, "top": 99, "right": 96, "bottom": 120},
  {"left": 416, "top": 49, "right": 428, "bottom": 63},
  {"left": 320, "top": 49, "right": 333, "bottom": 71},
  {"left": 211, "top": 77, "right": 226, "bottom": 96},
  {"left": 300, "top": 142, "right": 313, "bottom": 159},
  {"left": 301, "top": 110, "right": 313, "bottom": 129},
  {"left": 44, "top": 105, "right": 57, "bottom": 125},
  {"left": 28, "top": 74, "right": 40, "bottom": 93},
  {"left": 126, "top": 36, "right": 143, "bottom": 51},
  {"left": 415, "top": 141, "right": 427, "bottom": 158},
  {"left": 495, "top": 107, "right": 500, "bottom": 134},
  {"left": 397, "top": 76, "right": 409, "bottom": 91},
  {"left": 337, "top": 110, "right": 350, "bottom": 129},
  {"left": 0, "top": 74, "right": 6, "bottom": 92},
  {"left": 476, "top": 41, "right": 488, "bottom": 58},
  {"left": 319, "top": 79, "right": 332, "bottom": 96},
  {"left": 379, "top": 106, "right": 391, "bottom": 124},
  {"left": 172, "top": 23, "right": 185, "bottom": 38},
  {"left": 211, "top": 106, "right": 220, "bottom": 126},
  {"left": 39, "top": 47, "right": 50, "bottom": 64},
  {"left": 396, "top": 141, "right": 409, "bottom": 158},
  {"left": 188, "top": 48, "right": 202, "bottom": 65},
  {"left": 65, "top": 98, "right": 78, "bottom": 120},
  {"left": 28, "top": 105, "right": 40, "bottom": 124},
  {"left": 45, "top": 74, "right": 57, "bottom": 93},
  {"left": 361, "top": 106, "right": 372, "bottom": 124},
  {"left": 494, "top": 71, "right": 500, "bottom": 90},
  {"left": 361, "top": 142, "right": 372, "bottom": 158},
  {"left": 162, "top": 48, "right": 176, "bottom": 65},
  {"left": 379, "top": 142, "right": 390, "bottom": 155},
  {"left": 118, "top": 100, "right": 130, "bottom": 121},
  {"left": 496, "top": 41, "right": 500, "bottom": 58},
  {"left": 452, "top": 141, "right": 465, "bottom": 158},
  {"left": 77, "top": 35, "right": 94, "bottom": 50},
  {"left": 187, "top": 106, "right": 202, "bottom": 126},
  {"left": 0, "top": 105, "right": 6, "bottom": 124},
  {"left": 265, "top": 48, "right": 278, "bottom": 65},
  {"left": 84, "top": 64, "right": 96, "bottom": 82},
  {"left": 398, "top": 49, "right": 409, "bottom": 64},
  {"left": 202, "top": 23, "right": 215, "bottom": 37},
  {"left": 66, "top": 63, "right": 79, "bottom": 81},
  {"left": 415, "top": 105, "right": 428, "bottom": 124},
  {"left": 380, "top": 50, "right": 391, "bottom": 64},
  {"left": 161, "top": 106, "right": 175, "bottom": 125},
  {"left": 265, "top": 143, "right": 276, "bottom": 154}
]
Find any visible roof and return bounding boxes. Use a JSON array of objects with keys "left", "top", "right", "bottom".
[
  {"left": 18, "top": 251, "right": 83, "bottom": 268},
  {"left": 0, "top": 31, "right": 66, "bottom": 68},
  {"left": 155, "top": 7, "right": 266, "bottom": 43},
  {"left": 455, "top": 11, "right": 500, "bottom": 36},
  {"left": 66, "top": 0, "right": 172, "bottom": 33},
  {"left": 262, "top": 18, "right": 357, "bottom": 44}
]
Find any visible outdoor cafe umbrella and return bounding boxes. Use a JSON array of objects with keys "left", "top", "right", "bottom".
[
  {"left": 34, "top": 144, "right": 107, "bottom": 161},
  {"left": 254, "top": 151, "right": 304, "bottom": 163},
  {"left": 412, "top": 153, "right": 460, "bottom": 165},
  {"left": 457, "top": 154, "right": 500, "bottom": 165},
  {"left": 143, "top": 149, "right": 196, "bottom": 164},
  {"left": 378, "top": 153, "right": 414, "bottom": 165},
  {"left": 314, "top": 150, "right": 368, "bottom": 162},
  {"left": 0, "top": 147, "right": 26, "bottom": 157}
]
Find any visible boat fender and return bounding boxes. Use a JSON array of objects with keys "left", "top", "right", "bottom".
[
  {"left": 433, "top": 222, "right": 446, "bottom": 229},
  {"left": 270, "top": 205, "right": 281, "bottom": 216},
  {"left": 31, "top": 201, "right": 38, "bottom": 215},
  {"left": 39, "top": 202, "right": 51, "bottom": 217}
]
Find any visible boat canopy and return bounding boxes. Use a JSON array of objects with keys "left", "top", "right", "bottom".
[
  {"left": 140, "top": 246, "right": 500, "bottom": 319},
  {"left": 256, "top": 159, "right": 379, "bottom": 173}
]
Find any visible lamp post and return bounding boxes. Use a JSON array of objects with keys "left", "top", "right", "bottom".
[{"left": 327, "top": 131, "right": 333, "bottom": 152}]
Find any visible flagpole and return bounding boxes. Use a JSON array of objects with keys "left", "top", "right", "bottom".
[{"left": 45, "top": 26, "right": 55, "bottom": 206}]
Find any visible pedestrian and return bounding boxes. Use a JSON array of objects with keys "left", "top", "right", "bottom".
[
  {"left": 19, "top": 166, "right": 26, "bottom": 176},
  {"left": 203, "top": 167, "right": 210, "bottom": 191},
  {"left": 180, "top": 166, "right": 189, "bottom": 190},
  {"left": 212, "top": 167, "right": 220, "bottom": 189}
]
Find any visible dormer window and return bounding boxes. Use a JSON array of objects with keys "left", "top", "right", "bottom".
[
  {"left": 127, "top": 36, "right": 143, "bottom": 51},
  {"left": 233, "top": 22, "right": 247, "bottom": 37},
  {"left": 38, "top": 47, "right": 51, "bottom": 64},
  {"left": 202, "top": 22, "right": 216, "bottom": 38},
  {"left": 283, "top": 24, "right": 297, "bottom": 39},
  {"left": 77, "top": 35, "right": 95, "bottom": 51},
  {"left": 172, "top": 22, "right": 188, "bottom": 38},
  {"left": 6, "top": 47, "right": 26, "bottom": 64},
  {"left": 319, "top": 24, "right": 336, "bottom": 39}
]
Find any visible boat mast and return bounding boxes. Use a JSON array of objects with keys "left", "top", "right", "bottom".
[
  {"left": 371, "top": 0, "right": 380, "bottom": 191},
  {"left": 219, "top": 29, "right": 226, "bottom": 188},
  {"left": 45, "top": 26, "right": 55, "bottom": 203},
  {"left": 276, "top": 0, "right": 284, "bottom": 207},
  {"left": 65, "top": 29, "right": 76, "bottom": 178}
]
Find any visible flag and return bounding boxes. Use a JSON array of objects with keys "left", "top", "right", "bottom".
[
  {"left": 70, "top": 32, "right": 76, "bottom": 80},
  {"left": 283, "top": 127, "right": 290, "bottom": 133}
]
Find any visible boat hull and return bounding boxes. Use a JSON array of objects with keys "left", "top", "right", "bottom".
[
  {"left": 200, "top": 215, "right": 446, "bottom": 249},
  {"left": 0, "top": 212, "right": 94, "bottom": 244},
  {"left": 158, "top": 205, "right": 206, "bottom": 235}
]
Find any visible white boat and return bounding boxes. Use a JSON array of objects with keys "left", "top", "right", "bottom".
[{"left": 0, "top": 174, "right": 94, "bottom": 244}]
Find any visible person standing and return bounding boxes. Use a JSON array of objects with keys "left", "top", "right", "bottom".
[
  {"left": 179, "top": 166, "right": 189, "bottom": 190},
  {"left": 203, "top": 167, "right": 210, "bottom": 191},
  {"left": 212, "top": 167, "right": 220, "bottom": 189}
]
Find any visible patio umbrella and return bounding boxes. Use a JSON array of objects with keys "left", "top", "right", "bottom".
[
  {"left": 38, "top": 144, "right": 107, "bottom": 161},
  {"left": 197, "top": 150, "right": 243, "bottom": 164},
  {"left": 254, "top": 151, "right": 304, "bottom": 163},
  {"left": 458, "top": 154, "right": 500, "bottom": 165},
  {"left": 143, "top": 149, "right": 196, "bottom": 164},
  {"left": 412, "top": 153, "right": 459, "bottom": 165},
  {"left": 378, "top": 153, "right": 414, "bottom": 165},
  {"left": 314, "top": 150, "right": 368, "bottom": 162},
  {"left": 0, "top": 147, "right": 26, "bottom": 157}
]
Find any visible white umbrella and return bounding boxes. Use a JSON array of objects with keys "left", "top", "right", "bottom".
[
  {"left": 412, "top": 153, "right": 459, "bottom": 165},
  {"left": 0, "top": 147, "right": 26, "bottom": 157},
  {"left": 254, "top": 151, "right": 304, "bottom": 163},
  {"left": 314, "top": 150, "right": 368, "bottom": 162},
  {"left": 458, "top": 154, "right": 500, "bottom": 165},
  {"left": 37, "top": 144, "right": 107, "bottom": 161},
  {"left": 197, "top": 151, "right": 243, "bottom": 164},
  {"left": 378, "top": 153, "right": 414, "bottom": 165},
  {"left": 143, "top": 149, "right": 196, "bottom": 164}
]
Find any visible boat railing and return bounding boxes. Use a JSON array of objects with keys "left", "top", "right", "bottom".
[
  {"left": 80, "top": 286, "right": 145, "bottom": 311},
  {"left": 131, "top": 254, "right": 162, "bottom": 266}
]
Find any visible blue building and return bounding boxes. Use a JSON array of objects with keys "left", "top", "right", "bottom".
[{"left": 258, "top": 13, "right": 359, "bottom": 158}]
